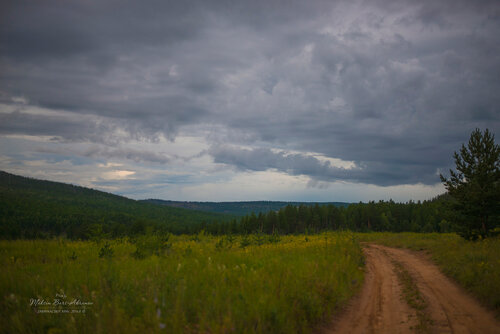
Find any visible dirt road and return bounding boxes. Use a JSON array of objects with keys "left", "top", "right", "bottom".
[{"left": 321, "top": 244, "right": 500, "bottom": 334}]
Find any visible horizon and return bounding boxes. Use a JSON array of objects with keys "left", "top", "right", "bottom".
[
  {"left": 1, "top": 169, "right": 444, "bottom": 204},
  {"left": 1, "top": 0, "right": 499, "bottom": 202}
]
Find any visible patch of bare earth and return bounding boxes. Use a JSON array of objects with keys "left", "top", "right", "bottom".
[{"left": 319, "top": 244, "right": 500, "bottom": 334}]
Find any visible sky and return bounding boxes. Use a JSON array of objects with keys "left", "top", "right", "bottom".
[{"left": 1, "top": 0, "right": 499, "bottom": 202}]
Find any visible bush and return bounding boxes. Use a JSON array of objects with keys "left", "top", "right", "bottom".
[
  {"left": 131, "top": 233, "right": 171, "bottom": 259},
  {"left": 98, "top": 242, "right": 114, "bottom": 258},
  {"left": 240, "top": 234, "right": 251, "bottom": 248}
]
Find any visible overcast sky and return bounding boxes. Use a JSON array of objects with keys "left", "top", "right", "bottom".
[{"left": 1, "top": 0, "right": 499, "bottom": 202}]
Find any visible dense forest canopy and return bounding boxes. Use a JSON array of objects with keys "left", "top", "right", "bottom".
[
  {"left": 0, "top": 171, "right": 457, "bottom": 239},
  {"left": 0, "top": 171, "right": 232, "bottom": 239},
  {"left": 205, "top": 196, "right": 452, "bottom": 235}
]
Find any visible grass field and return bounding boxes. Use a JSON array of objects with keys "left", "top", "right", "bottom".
[
  {"left": 358, "top": 232, "right": 500, "bottom": 314},
  {"left": 0, "top": 232, "right": 364, "bottom": 334}
]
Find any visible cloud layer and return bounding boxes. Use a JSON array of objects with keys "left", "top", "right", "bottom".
[{"left": 1, "top": 0, "right": 499, "bottom": 199}]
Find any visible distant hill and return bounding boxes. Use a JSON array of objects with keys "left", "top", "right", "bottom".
[
  {"left": 142, "top": 199, "right": 350, "bottom": 216},
  {"left": 0, "top": 171, "right": 232, "bottom": 239}
]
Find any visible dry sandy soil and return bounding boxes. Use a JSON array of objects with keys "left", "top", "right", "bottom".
[{"left": 320, "top": 244, "right": 500, "bottom": 334}]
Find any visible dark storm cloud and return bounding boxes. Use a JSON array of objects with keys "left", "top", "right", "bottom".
[
  {"left": 0, "top": 110, "right": 120, "bottom": 143},
  {"left": 0, "top": 0, "right": 213, "bottom": 140},
  {"left": 0, "top": 0, "right": 203, "bottom": 61},
  {"left": 210, "top": 145, "right": 436, "bottom": 186},
  {"left": 1, "top": 0, "right": 499, "bottom": 186}
]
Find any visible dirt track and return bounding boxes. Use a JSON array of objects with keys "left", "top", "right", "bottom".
[{"left": 321, "top": 244, "right": 500, "bottom": 334}]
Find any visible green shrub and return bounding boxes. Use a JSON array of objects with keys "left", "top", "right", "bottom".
[
  {"left": 98, "top": 242, "right": 114, "bottom": 259},
  {"left": 240, "top": 234, "right": 251, "bottom": 248},
  {"left": 131, "top": 233, "right": 171, "bottom": 259}
]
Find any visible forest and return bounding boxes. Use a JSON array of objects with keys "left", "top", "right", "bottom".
[
  {"left": 142, "top": 199, "right": 349, "bottom": 216},
  {"left": 205, "top": 196, "right": 452, "bottom": 235},
  {"left": 0, "top": 171, "right": 231, "bottom": 239},
  {"left": 0, "top": 170, "right": 453, "bottom": 239}
]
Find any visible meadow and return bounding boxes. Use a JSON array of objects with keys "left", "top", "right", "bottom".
[
  {"left": 358, "top": 232, "right": 500, "bottom": 314},
  {"left": 0, "top": 232, "right": 364, "bottom": 334}
]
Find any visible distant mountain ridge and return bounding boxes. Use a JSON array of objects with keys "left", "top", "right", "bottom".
[
  {"left": 0, "top": 170, "right": 350, "bottom": 239},
  {"left": 0, "top": 171, "right": 232, "bottom": 239},
  {"left": 142, "top": 199, "right": 350, "bottom": 216}
]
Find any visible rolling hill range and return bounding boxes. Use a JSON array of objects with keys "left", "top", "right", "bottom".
[
  {"left": 142, "top": 199, "right": 350, "bottom": 216},
  {"left": 0, "top": 171, "right": 232, "bottom": 239}
]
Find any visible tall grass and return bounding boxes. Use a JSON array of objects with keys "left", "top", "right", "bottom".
[
  {"left": 0, "top": 232, "right": 363, "bottom": 334},
  {"left": 358, "top": 232, "right": 500, "bottom": 314}
]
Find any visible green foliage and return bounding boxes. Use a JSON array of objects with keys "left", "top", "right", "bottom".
[
  {"left": 239, "top": 234, "right": 251, "bottom": 248},
  {"left": 358, "top": 232, "right": 500, "bottom": 314},
  {"left": 233, "top": 198, "right": 451, "bottom": 235},
  {"left": 0, "top": 171, "right": 456, "bottom": 239},
  {"left": 214, "top": 237, "right": 226, "bottom": 251},
  {"left": 87, "top": 224, "right": 106, "bottom": 242},
  {"left": 0, "top": 233, "right": 363, "bottom": 334},
  {"left": 190, "top": 229, "right": 206, "bottom": 242},
  {"left": 0, "top": 171, "right": 232, "bottom": 239},
  {"left": 131, "top": 233, "right": 171, "bottom": 259},
  {"left": 214, "top": 234, "right": 235, "bottom": 251},
  {"left": 143, "top": 199, "right": 349, "bottom": 216},
  {"left": 69, "top": 251, "right": 78, "bottom": 261},
  {"left": 98, "top": 242, "right": 114, "bottom": 259},
  {"left": 214, "top": 237, "right": 231, "bottom": 251},
  {"left": 0, "top": 169, "right": 479, "bottom": 240},
  {"left": 253, "top": 231, "right": 266, "bottom": 245},
  {"left": 440, "top": 129, "right": 500, "bottom": 239},
  {"left": 268, "top": 231, "right": 281, "bottom": 243}
]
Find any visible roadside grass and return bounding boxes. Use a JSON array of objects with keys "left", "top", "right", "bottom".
[
  {"left": 358, "top": 232, "right": 500, "bottom": 315},
  {"left": 0, "top": 232, "right": 363, "bottom": 334}
]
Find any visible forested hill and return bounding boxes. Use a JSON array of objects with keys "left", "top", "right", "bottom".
[
  {"left": 0, "top": 171, "right": 232, "bottom": 239},
  {"left": 142, "top": 199, "right": 350, "bottom": 216}
]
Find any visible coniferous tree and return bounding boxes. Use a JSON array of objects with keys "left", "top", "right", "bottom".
[{"left": 440, "top": 129, "right": 500, "bottom": 239}]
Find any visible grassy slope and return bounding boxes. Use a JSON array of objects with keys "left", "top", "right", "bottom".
[
  {"left": 358, "top": 232, "right": 500, "bottom": 314},
  {"left": 0, "top": 232, "right": 363, "bottom": 334},
  {"left": 0, "top": 171, "right": 232, "bottom": 237}
]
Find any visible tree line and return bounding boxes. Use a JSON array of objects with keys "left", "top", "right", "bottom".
[{"left": 200, "top": 196, "right": 451, "bottom": 235}]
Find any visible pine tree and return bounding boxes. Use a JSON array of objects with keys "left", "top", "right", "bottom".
[{"left": 440, "top": 129, "right": 500, "bottom": 239}]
